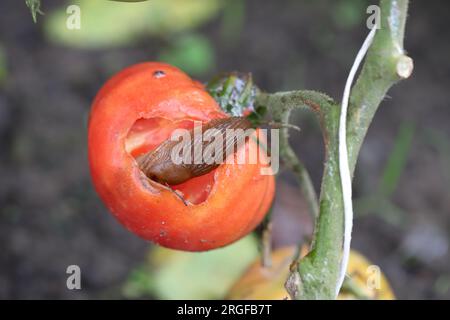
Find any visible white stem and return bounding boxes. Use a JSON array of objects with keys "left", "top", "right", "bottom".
[{"left": 336, "top": 26, "right": 377, "bottom": 297}]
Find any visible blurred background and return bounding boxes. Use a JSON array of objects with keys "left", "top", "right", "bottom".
[{"left": 0, "top": 0, "right": 449, "bottom": 299}]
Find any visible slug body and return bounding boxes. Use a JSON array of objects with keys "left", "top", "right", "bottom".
[{"left": 137, "top": 117, "right": 253, "bottom": 185}]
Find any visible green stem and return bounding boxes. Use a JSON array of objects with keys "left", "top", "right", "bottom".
[
  {"left": 257, "top": 90, "right": 333, "bottom": 220},
  {"left": 347, "top": 0, "right": 412, "bottom": 174},
  {"left": 279, "top": 111, "right": 319, "bottom": 220},
  {"left": 257, "top": 90, "right": 341, "bottom": 299},
  {"left": 257, "top": 0, "right": 412, "bottom": 300},
  {"left": 302, "top": 0, "right": 411, "bottom": 299}
]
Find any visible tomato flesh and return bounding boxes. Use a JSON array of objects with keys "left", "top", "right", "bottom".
[{"left": 125, "top": 117, "right": 216, "bottom": 204}]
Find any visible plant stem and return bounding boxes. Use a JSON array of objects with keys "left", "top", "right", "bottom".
[
  {"left": 257, "top": 90, "right": 333, "bottom": 220},
  {"left": 257, "top": 0, "right": 412, "bottom": 299},
  {"left": 278, "top": 111, "right": 319, "bottom": 220},
  {"left": 302, "top": 0, "right": 411, "bottom": 299},
  {"left": 347, "top": 0, "right": 412, "bottom": 174}
]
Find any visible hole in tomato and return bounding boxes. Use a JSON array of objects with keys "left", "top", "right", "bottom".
[{"left": 125, "top": 117, "right": 216, "bottom": 205}]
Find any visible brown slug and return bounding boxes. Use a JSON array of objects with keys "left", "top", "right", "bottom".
[{"left": 136, "top": 117, "right": 253, "bottom": 185}]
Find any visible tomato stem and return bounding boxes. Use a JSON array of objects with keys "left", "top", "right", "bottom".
[{"left": 255, "top": 0, "right": 412, "bottom": 299}]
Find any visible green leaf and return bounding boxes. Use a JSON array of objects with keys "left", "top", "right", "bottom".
[
  {"left": 122, "top": 235, "right": 259, "bottom": 300},
  {"left": 44, "top": 0, "right": 223, "bottom": 49}
]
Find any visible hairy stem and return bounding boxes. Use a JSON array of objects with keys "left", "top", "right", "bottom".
[
  {"left": 278, "top": 111, "right": 319, "bottom": 220},
  {"left": 257, "top": 0, "right": 412, "bottom": 299},
  {"left": 301, "top": 0, "right": 411, "bottom": 299},
  {"left": 347, "top": 0, "right": 412, "bottom": 173},
  {"left": 257, "top": 90, "right": 333, "bottom": 220}
]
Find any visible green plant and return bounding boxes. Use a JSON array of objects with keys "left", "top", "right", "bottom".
[
  {"left": 28, "top": 0, "right": 413, "bottom": 300},
  {"left": 254, "top": 0, "right": 412, "bottom": 299},
  {"left": 25, "top": 0, "right": 43, "bottom": 23}
]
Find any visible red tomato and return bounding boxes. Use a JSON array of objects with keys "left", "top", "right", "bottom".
[{"left": 88, "top": 62, "right": 275, "bottom": 251}]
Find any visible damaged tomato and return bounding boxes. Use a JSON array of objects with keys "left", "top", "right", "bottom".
[{"left": 88, "top": 62, "right": 274, "bottom": 251}]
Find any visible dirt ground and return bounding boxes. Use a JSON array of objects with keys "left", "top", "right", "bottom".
[{"left": 0, "top": 0, "right": 449, "bottom": 299}]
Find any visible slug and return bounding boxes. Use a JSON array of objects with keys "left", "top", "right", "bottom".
[{"left": 136, "top": 116, "right": 253, "bottom": 185}]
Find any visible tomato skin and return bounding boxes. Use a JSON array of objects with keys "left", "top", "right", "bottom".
[{"left": 88, "top": 62, "right": 275, "bottom": 251}]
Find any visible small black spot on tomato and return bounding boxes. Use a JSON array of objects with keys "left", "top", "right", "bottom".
[{"left": 153, "top": 70, "right": 166, "bottom": 78}]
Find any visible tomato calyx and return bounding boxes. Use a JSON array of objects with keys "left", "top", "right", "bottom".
[{"left": 206, "top": 73, "right": 256, "bottom": 114}]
